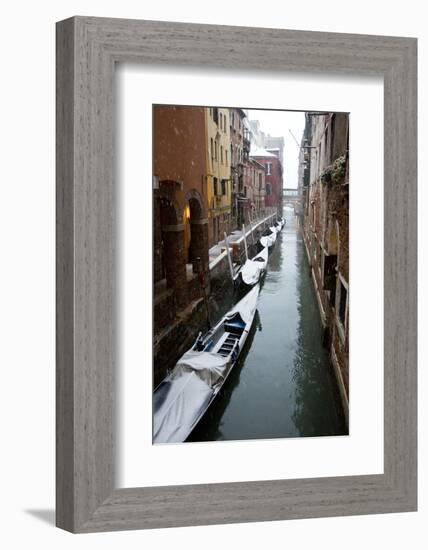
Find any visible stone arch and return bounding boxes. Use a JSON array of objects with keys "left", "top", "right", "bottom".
[
  {"left": 153, "top": 184, "right": 187, "bottom": 308},
  {"left": 184, "top": 188, "right": 209, "bottom": 274},
  {"left": 155, "top": 183, "right": 182, "bottom": 223},
  {"left": 184, "top": 188, "right": 206, "bottom": 219}
]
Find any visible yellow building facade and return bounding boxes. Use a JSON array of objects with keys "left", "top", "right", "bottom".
[{"left": 206, "top": 107, "right": 232, "bottom": 246}]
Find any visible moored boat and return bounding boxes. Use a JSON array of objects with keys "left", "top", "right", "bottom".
[
  {"left": 274, "top": 218, "right": 285, "bottom": 232},
  {"left": 153, "top": 284, "right": 261, "bottom": 444},
  {"left": 259, "top": 227, "right": 277, "bottom": 249},
  {"left": 236, "top": 246, "right": 268, "bottom": 288}
]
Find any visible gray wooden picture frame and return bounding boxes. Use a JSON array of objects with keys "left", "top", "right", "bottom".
[{"left": 56, "top": 16, "right": 417, "bottom": 533}]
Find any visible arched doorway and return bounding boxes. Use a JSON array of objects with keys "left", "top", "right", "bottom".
[
  {"left": 184, "top": 190, "right": 209, "bottom": 275},
  {"left": 154, "top": 190, "right": 188, "bottom": 309},
  {"left": 154, "top": 195, "right": 179, "bottom": 282}
]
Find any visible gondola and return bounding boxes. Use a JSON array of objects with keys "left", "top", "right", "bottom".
[
  {"left": 259, "top": 226, "right": 277, "bottom": 249},
  {"left": 235, "top": 246, "right": 268, "bottom": 288},
  {"left": 275, "top": 218, "right": 285, "bottom": 231},
  {"left": 153, "top": 284, "right": 261, "bottom": 444}
]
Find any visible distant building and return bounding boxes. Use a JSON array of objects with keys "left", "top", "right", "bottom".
[
  {"left": 229, "top": 108, "right": 246, "bottom": 229},
  {"left": 247, "top": 119, "right": 265, "bottom": 148},
  {"left": 299, "top": 112, "right": 349, "bottom": 424},
  {"left": 241, "top": 157, "right": 265, "bottom": 224},
  {"left": 252, "top": 159, "right": 266, "bottom": 218},
  {"left": 250, "top": 146, "right": 283, "bottom": 215},
  {"left": 264, "top": 135, "right": 284, "bottom": 167},
  {"left": 207, "top": 107, "right": 233, "bottom": 246},
  {"left": 248, "top": 118, "right": 285, "bottom": 214}
]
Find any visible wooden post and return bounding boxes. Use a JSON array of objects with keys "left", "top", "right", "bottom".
[
  {"left": 224, "top": 232, "right": 234, "bottom": 281},
  {"left": 249, "top": 216, "right": 255, "bottom": 245},
  {"left": 242, "top": 224, "right": 248, "bottom": 260},
  {"left": 195, "top": 257, "right": 211, "bottom": 329}
]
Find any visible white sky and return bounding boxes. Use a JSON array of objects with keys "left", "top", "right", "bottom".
[{"left": 247, "top": 109, "right": 306, "bottom": 190}]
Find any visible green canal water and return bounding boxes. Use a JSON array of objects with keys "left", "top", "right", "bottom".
[{"left": 188, "top": 208, "right": 347, "bottom": 442}]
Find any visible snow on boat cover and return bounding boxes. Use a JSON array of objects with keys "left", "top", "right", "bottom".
[
  {"left": 153, "top": 284, "right": 260, "bottom": 444},
  {"left": 239, "top": 246, "right": 268, "bottom": 286},
  {"left": 260, "top": 228, "right": 277, "bottom": 248}
]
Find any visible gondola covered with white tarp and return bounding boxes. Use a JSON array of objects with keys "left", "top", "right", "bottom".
[
  {"left": 259, "top": 227, "right": 277, "bottom": 249},
  {"left": 237, "top": 246, "right": 268, "bottom": 287},
  {"left": 153, "top": 284, "right": 260, "bottom": 443},
  {"left": 275, "top": 218, "right": 285, "bottom": 231}
]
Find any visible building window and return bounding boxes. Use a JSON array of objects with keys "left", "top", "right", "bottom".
[
  {"left": 214, "top": 141, "right": 218, "bottom": 161},
  {"left": 213, "top": 177, "right": 218, "bottom": 196},
  {"left": 221, "top": 146, "right": 223, "bottom": 164},
  {"left": 266, "top": 183, "right": 272, "bottom": 195},
  {"left": 223, "top": 114, "right": 227, "bottom": 131},
  {"left": 266, "top": 162, "right": 272, "bottom": 175},
  {"left": 225, "top": 150, "right": 228, "bottom": 166},
  {"left": 212, "top": 107, "right": 219, "bottom": 125},
  {"left": 211, "top": 138, "right": 214, "bottom": 159},
  {"left": 219, "top": 112, "right": 223, "bottom": 130},
  {"left": 221, "top": 179, "right": 226, "bottom": 195},
  {"left": 337, "top": 277, "right": 348, "bottom": 329},
  {"left": 323, "top": 254, "right": 337, "bottom": 290},
  {"left": 259, "top": 173, "right": 262, "bottom": 190}
]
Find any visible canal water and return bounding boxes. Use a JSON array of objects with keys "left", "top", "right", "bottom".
[{"left": 188, "top": 207, "right": 347, "bottom": 442}]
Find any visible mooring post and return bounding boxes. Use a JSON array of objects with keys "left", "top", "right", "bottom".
[
  {"left": 195, "top": 256, "right": 211, "bottom": 329},
  {"left": 249, "top": 216, "right": 255, "bottom": 245},
  {"left": 224, "top": 232, "right": 235, "bottom": 281},
  {"left": 242, "top": 224, "right": 248, "bottom": 261}
]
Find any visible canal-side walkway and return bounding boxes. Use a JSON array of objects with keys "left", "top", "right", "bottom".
[{"left": 209, "top": 211, "right": 279, "bottom": 271}]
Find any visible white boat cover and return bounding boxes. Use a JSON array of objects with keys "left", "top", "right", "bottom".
[
  {"left": 259, "top": 235, "right": 268, "bottom": 248},
  {"left": 174, "top": 350, "right": 232, "bottom": 388},
  {"left": 240, "top": 248, "right": 268, "bottom": 285},
  {"left": 153, "top": 371, "right": 214, "bottom": 443},
  {"left": 260, "top": 230, "right": 276, "bottom": 248},
  {"left": 153, "top": 284, "right": 260, "bottom": 444},
  {"left": 269, "top": 228, "right": 278, "bottom": 241},
  {"left": 254, "top": 246, "right": 269, "bottom": 263},
  {"left": 240, "top": 260, "right": 263, "bottom": 285},
  {"left": 226, "top": 283, "right": 260, "bottom": 324}
]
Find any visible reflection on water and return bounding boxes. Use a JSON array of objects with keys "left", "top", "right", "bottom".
[{"left": 188, "top": 209, "right": 347, "bottom": 442}]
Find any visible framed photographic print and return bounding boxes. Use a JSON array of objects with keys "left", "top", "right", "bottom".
[
  {"left": 56, "top": 17, "right": 417, "bottom": 532},
  {"left": 150, "top": 105, "right": 350, "bottom": 447}
]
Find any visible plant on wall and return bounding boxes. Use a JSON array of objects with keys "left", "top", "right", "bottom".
[{"left": 321, "top": 154, "right": 347, "bottom": 185}]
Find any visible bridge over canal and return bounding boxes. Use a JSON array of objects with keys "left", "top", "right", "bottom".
[{"left": 283, "top": 188, "right": 301, "bottom": 211}]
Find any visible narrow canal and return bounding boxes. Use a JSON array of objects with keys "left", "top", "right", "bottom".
[{"left": 188, "top": 207, "right": 347, "bottom": 442}]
